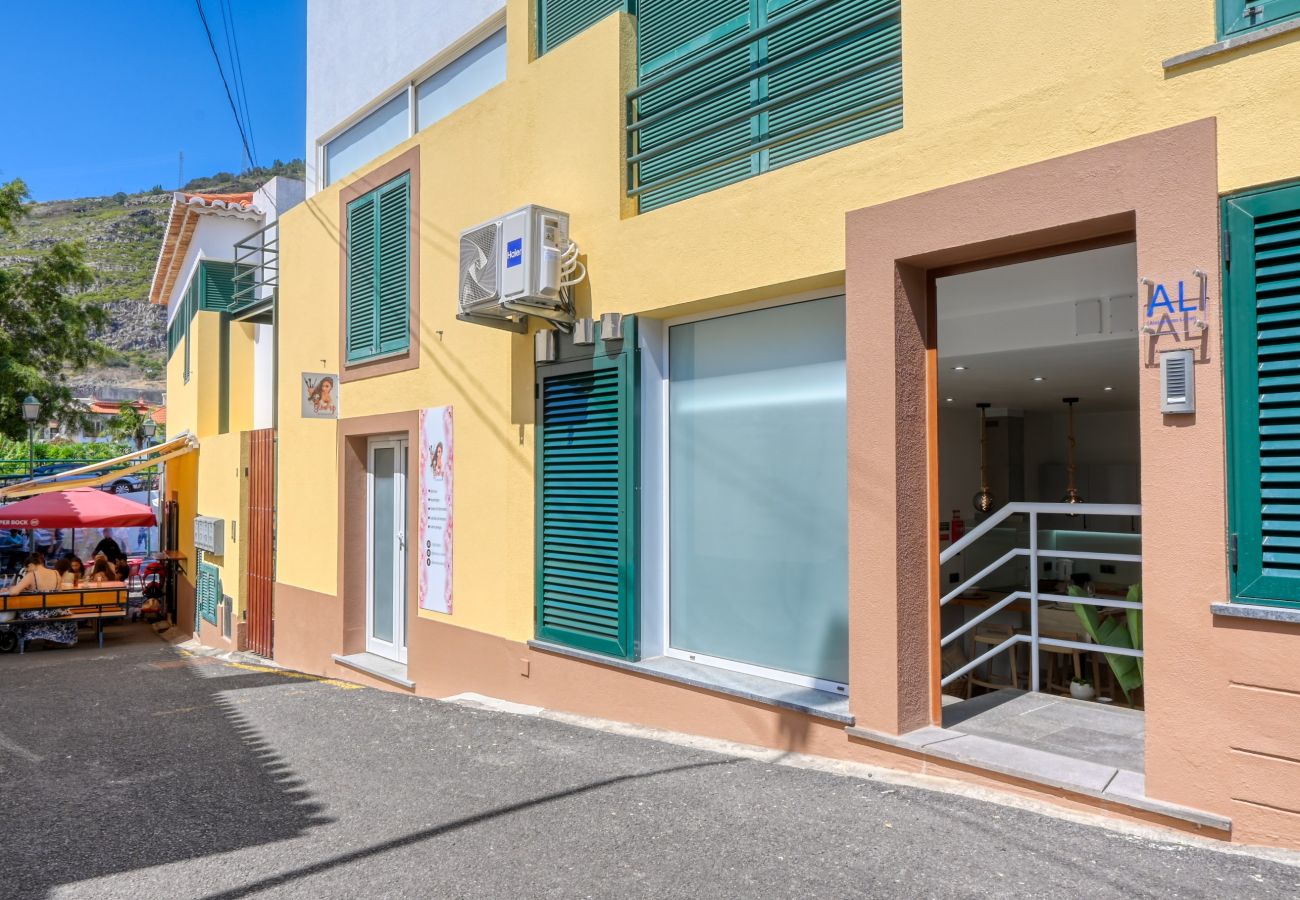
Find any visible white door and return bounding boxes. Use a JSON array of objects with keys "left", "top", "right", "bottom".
[{"left": 367, "top": 437, "right": 408, "bottom": 662}]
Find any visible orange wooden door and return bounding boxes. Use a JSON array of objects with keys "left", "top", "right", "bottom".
[{"left": 247, "top": 428, "right": 275, "bottom": 658}]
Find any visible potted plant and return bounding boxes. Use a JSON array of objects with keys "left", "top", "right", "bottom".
[{"left": 1070, "top": 677, "right": 1096, "bottom": 701}]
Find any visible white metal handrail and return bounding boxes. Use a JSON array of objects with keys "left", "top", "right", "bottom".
[{"left": 939, "top": 502, "right": 1143, "bottom": 691}]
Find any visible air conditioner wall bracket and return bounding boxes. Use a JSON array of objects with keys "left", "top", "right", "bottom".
[{"left": 455, "top": 312, "right": 527, "bottom": 334}]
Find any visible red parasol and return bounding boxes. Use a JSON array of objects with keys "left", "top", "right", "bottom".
[{"left": 0, "top": 488, "right": 157, "bottom": 529}]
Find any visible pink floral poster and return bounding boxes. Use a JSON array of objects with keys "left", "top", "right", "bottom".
[{"left": 418, "top": 406, "right": 453, "bottom": 614}]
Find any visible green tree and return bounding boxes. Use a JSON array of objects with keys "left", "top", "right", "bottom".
[
  {"left": 0, "top": 177, "right": 107, "bottom": 439},
  {"left": 107, "top": 405, "right": 147, "bottom": 447}
]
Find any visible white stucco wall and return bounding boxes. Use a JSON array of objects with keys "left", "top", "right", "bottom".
[
  {"left": 305, "top": 0, "right": 506, "bottom": 192},
  {"left": 165, "top": 214, "right": 260, "bottom": 325}
]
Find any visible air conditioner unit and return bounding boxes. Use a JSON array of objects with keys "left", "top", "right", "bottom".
[{"left": 458, "top": 205, "right": 577, "bottom": 327}]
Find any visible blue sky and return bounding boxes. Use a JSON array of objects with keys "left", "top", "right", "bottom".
[{"left": 0, "top": 0, "right": 306, "bottom": 201}]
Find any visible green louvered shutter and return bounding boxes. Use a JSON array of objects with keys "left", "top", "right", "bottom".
[
  {"left": 197, "top": 556, "right": 221, "bottom": 626},
  {"left": 1226, "top": 183, "right": 1300, "bottom": 608},
  {"left": 345, "top": 191, "right": 379, "bottom": 362},
  {"left": 763, "top": 0, "right": 902, "bottom": 170},
  {"left": 536, "top": 323, "right": 639, "bottom": 658},
  {"left": 631, "top": 0, "right": 902, "bottom": 211},
  {"left": 540, "top": 0, "right": 625, "bottom": 54},
  {"left": 1220, "top": 0, "right": 1300, "bottom": 37},
  {"left": 198, "top": 260, "right": 238, "bottom": 312},
  {"left": 376, "top": 174, "right": 411, "bottom": 355},
  {"left": 636, "top": 1, "right": 754, "bottom": 212}
]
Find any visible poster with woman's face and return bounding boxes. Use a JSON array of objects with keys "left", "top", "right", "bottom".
[{"left": 302, "top": 372, "right": 338, "bottom": 419}]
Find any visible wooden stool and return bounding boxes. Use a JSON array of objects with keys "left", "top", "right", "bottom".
[
  {"left": 1040, "top": 630, "right": 1086, "bottom": 695},
  {"left": 967, "top": 623, "right": 1020, "bottom": 697}
]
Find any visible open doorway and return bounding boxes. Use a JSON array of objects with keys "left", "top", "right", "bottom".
[{"left": 934, "top": 241, "right": 1145, "bottom": 773}]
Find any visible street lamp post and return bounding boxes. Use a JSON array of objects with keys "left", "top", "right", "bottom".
[
  {"left": 21, "top": 395, "right": 40, "bottom": 477},
  {"left": 141, "top": 417, "right": 156, "bottom": 448}
]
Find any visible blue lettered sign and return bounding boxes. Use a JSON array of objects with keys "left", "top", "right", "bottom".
[{"left": 505, "top": 238, "right": 523, "bottom": 268}]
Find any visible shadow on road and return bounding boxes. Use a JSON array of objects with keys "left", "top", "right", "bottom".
[{"left": 0, "top": 623, "right": 333, "bottom": 899}]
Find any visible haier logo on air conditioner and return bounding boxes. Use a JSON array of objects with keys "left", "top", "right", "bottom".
[{"left": 505, "top": 238, "right": 523, "bottom": 268}]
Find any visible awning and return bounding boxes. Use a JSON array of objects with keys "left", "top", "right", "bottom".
[
  {"left": 0, "top": 488, "right": 157, "bottom": 528},
  {"left": 0, "top": 433, "right": 199, "bottom": 500}
]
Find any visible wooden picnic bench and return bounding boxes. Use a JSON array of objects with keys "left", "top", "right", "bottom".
[{"left": 0, "top": 586, "right": 129, "bottom": 653}]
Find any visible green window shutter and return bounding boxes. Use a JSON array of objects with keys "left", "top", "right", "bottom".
[
  {"left": 345, "top": 174, "right": 410, "bottom": 362},
  {"left": 762, "top": 0, "right": 902, "bottom": 171},
  {"left": 183, "top": 278, "right": 196, "bottom": 381},
  {"left": 197, "top": 557, "right": 221, "bottom": 626},
  {"left": 198, "top": 260, "right": 238, "bottom": 312},
  {"left": 376, "top": 174, "right": 411, "bottom": 355},
  {"left": 1225, "top": 183, "right": 1300, "bottom": 608},
  {"left": 535, "top": 320, "right": 639, "bottom": 658},
  {"left": 631, "top": 0, "right": 902, "bottom": 212},
  {"left": 345, "top": 192, "right": 379, "bottom": 362},
  {"left": 540, "top": 0, "right": 625, "bottom": 54},
  {"left": 636, "top": 1, "right": 755, "bottom": 212},
  {"left": 1220, "top": 0, "right": 1300, "bottom": 37}
]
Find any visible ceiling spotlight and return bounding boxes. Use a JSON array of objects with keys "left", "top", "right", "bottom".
[
  {"left": 952, "top": 366, "right": 967, "bottom": 371},
  {"left": 1031, "top": 376, "right": 1046, "bottom": 382},
  {"left": 1103, "top": 386, "right": 1114, "bottom": 392},
  {"left": 945, "top": 397, "right": 954, "bottom": 402}
]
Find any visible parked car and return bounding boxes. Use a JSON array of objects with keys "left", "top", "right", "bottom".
[{"left": 27, "top": 462, "right": 148, "bottom": 495}]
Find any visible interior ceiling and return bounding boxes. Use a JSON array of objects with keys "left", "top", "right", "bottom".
[{"left": 937, "top": 243, "right": 1139, "bottom": 413}]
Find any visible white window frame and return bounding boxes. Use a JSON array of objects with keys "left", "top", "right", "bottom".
[
  {"left": 366, "top": 435, "right": 409, "bottom": 663},
  {"left": 315, "top": 10, "right": 508, "bottom": 190},
  {"left": 640, "top": 288, "right": 850, "bottom": 696}
]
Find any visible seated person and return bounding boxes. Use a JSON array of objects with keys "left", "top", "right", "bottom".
[
  {"left": 113, "top": 557, "right": 130, "bottom": 583},
  {"left": 7, "top": 552, "right": 60, "bottom": 595},
  {"left": 56, "top": 556, "right": 86, "bottom": 589},
  {"left": 87, "top": 559, "right": 119, "bottom": 585}
]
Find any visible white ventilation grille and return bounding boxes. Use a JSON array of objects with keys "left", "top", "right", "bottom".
[
  {"left": 1160, "top": 348, "right": 1195, "bottom": 414},
  {"left": 458, "top": 222, "right": 500, "bottom": 313}
]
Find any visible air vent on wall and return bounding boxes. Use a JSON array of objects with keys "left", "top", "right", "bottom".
[{"left": 1160, "top": 348, "right": 1195, "bottom": 414}]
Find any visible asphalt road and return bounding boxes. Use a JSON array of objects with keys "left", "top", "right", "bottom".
[{"left": 1, "top": 623, "right": 1297, "bottom": 899}]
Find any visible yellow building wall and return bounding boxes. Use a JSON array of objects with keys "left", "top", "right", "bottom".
[
  {"left": 273, "top": 2, "right": 1300, "bottom": 644},
  {"left": 165, "top": 304, "right": 259, "bottom": 630}
]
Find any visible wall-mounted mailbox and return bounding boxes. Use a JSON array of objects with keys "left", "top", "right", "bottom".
[
  {"left": 194, "top": 515, "right": 225, "bottom": 555},
  {"left": 1160, "top": 348, "right": 1196, "bottom": 415}
]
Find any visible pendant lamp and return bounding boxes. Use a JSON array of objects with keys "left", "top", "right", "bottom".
[
  {"left": 972, "top": 402, "right": 995, "bottom": 514},
  {"left": 1061, "top": 397, "right": 1084, "bottom": 506}
]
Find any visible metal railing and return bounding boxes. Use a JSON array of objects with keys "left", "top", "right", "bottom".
[
  {"left": 939, "top": 502, "right": 1143, "bottom": 693},
  {"left": 625, "top": 0, "right": 902, "bottom": 204},
  {"left": 232, "top": 220, "right": 278, "bottom": 315}
]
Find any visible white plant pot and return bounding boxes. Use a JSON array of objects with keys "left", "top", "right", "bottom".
[{"left": 1070, "top": 682, "right": 1096, "bottom": 701}]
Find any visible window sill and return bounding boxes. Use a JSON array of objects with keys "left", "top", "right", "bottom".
[
  {"left": 332, "top": 652, "right": 415, "bottom": 689},
  {"left": 1163, "top": 18, "right": 1300, "bottom": 69},
  {"left": 527, "top": 640, "right": 853, "bottom": 725},
  {"left": 1210, "top": 602, "right": 1300, "bottom": 625}
]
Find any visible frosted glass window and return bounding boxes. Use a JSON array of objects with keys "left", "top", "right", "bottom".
[
  {"left": 669, "top": 297, "right": 848, "bottom": 685},
  {"left": 417, "top": 29, "right": 506, "bottom": 130},
  {"left": 325, "top": 91, "right": 410, "bottom": 186}
]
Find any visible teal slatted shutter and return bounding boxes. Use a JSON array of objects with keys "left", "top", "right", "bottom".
[
  {"left": 762, "top": 0, "right": 902, "bottom": 170},
  {"left": 1220, "top": 0, "right": 1300, "bottom": 37},
  {"left": 540, "top": 0, "right": 625, "bottom": 54},
  {"left": 346, "top": 192, "right": 379, "bottom": 362},
  {"left": 198, "top": 260, "right": 238, "bottom": 312},
  {"left": 1226, "top": 183, "right": 1300, "bottom": 608},
  {"left": 196, "top": 555, "right": 221, "bottom": 626},
  {"left": 345, "top": 173, "right": 410, "bottom": 363},
  {"left": 636, "top": 1, "right": 755, "bottom": 212},
  {"left": 536, "top": 322, "right": 639, "bottom": 658},
  {"left": 376, "top": 175, "right": 411, "bottom": 355},
  {"left": 630, "top": 0, "right": 902, "bottom": 211}
]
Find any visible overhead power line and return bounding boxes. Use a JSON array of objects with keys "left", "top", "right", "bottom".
[
  {"left": 195, "top": 0, "right": 258, "bottom": 172},
  {"left": 219, "top": 0, "right": 259, "bottom": 167}
]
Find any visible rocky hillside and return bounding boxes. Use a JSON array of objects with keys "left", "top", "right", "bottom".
[{"left": 0, "top": 160, "right": 303, "bottom": 396}]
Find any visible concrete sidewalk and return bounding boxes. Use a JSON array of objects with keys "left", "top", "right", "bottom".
[{"left": 1, "top": 623, "right": 1296, "bottom": 899}]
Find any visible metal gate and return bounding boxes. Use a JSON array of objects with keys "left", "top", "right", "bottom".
[{"left": 246, "top": 428, "right": 276, "bottom": 658}]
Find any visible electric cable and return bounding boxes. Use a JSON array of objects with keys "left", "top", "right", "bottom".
[{"left": 195, "top": 0, "right": 257, "bottom": 175}]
